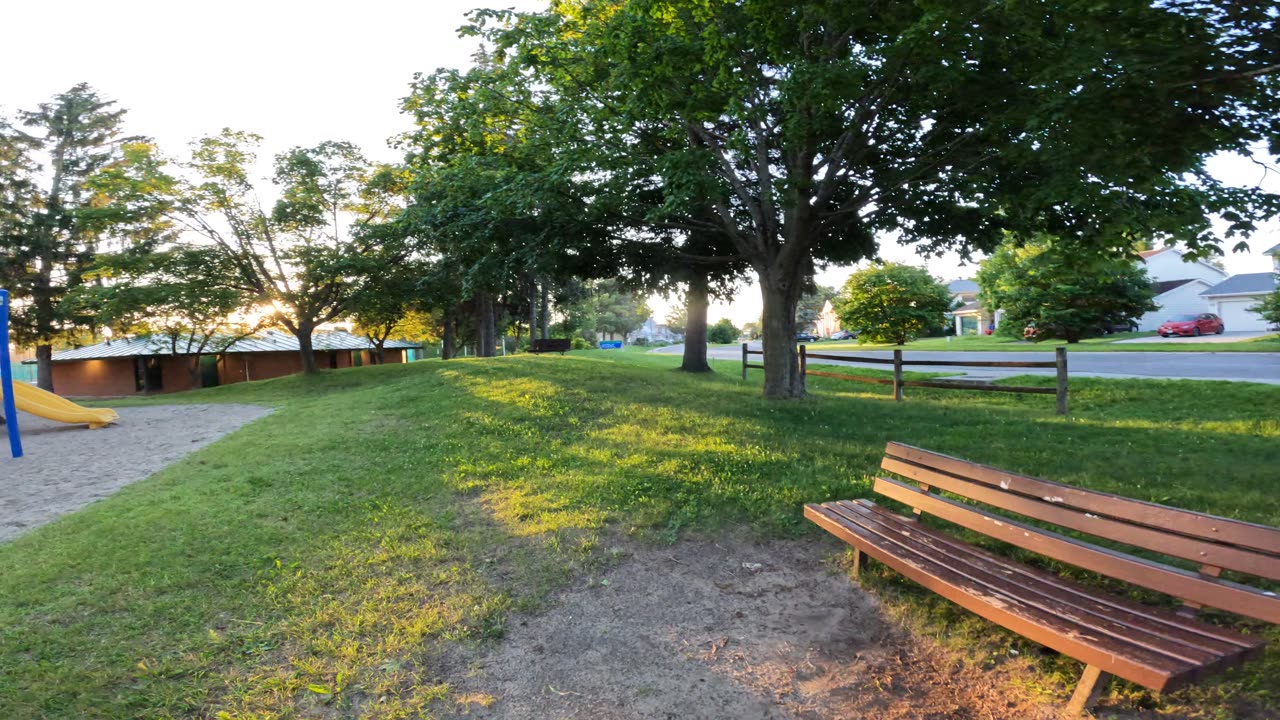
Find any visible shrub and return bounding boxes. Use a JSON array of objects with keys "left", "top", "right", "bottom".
[
  {"left": 835, "top": 263, "right": 953, "bottom": 345},
  {"left": 977, "top": 235, "right": 1156, "bottom": 343},
  {"left": 571, "top": 337, "right": 592, "bottom": 350},
  {"left": 706, "top": 318, "right": 740, "bottom": 344}
]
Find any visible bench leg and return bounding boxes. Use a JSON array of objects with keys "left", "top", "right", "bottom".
[
  {"left": 851, "top": 548, "right": 868, "bottom": 578},
  {"left": 1063, "top": 665, "right": 1110, "bottom": 718}
]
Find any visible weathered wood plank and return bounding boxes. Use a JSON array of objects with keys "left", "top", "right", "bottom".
[{"left": 885, "top": 443, "right": 1280, "bottom": 556}]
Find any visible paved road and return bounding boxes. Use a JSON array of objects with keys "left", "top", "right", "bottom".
[{"left": 652, "top": 343, "right": 1280, "bottom": 384}]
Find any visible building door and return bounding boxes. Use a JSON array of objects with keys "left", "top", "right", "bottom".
[
  {"left": 135, "top": 357, "right": 163, "bottom": 393},
  {"left": 200, "top": 356, "right": 221, "bottom": 388}
]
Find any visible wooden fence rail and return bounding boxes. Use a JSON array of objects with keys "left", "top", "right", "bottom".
[{"left": 743, "top": 343, "right": 1069, "bottom": 414}]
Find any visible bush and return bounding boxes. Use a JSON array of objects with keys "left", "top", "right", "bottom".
[
  {"left": 706, "top": 318, "right": 740, "bottom": 344},
  {"left": 835, "top": 263, "right": 953, "bottom": 345},
  {"left": 633, "top": 337, "right": 650, "bottom": 346},
  {"left": 571, "top": 337, "right": 592, "bottom": 350},
  {"left": 977, "top": 235, "right": 1156, "bottom": 343}
]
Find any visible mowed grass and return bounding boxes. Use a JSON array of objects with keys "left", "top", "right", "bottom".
[
  {"left": 819, "top": 332, "right": 1280, "bottom": 352},
  {"left": 1, "top": 350, "right": 1278, "bottom": 718}
]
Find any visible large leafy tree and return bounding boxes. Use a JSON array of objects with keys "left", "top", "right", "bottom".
[
  {"left": 0, "top": 85, "right": 162, "bottom": 390},
  {"left": 835, "top": 264, "right": 953, "bottom": 345},
  {"left": 349, "top": 259, "right": 431, "bottom": 363},
  {"left": 400, "top": 57, "right": 615, "bottom": 359},
  {"left": 180, "top": 131, "right": 407, "bottom": 374},
  {"left": 64, "top": 245, "right": 263, "bottom": 388},
  {"left": 589, "top": 278, "right": 651, "bottom": 340},
  {"left": 484, "top": 0, "right": 1280, "bottom": 398},
  {"left": 977, "top": 236, "right": 1158, "bottom": 343}
]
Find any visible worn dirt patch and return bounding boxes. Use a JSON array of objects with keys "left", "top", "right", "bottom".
[
  {"left": 436, "top": 535, "right": 1058, "bottom": 719},
  {"left": 0, "top": 404, "right": 271, "bottom": 541}
]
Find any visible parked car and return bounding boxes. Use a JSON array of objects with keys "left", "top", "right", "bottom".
[
  {"left": 1158, "top": 313, "right": 1224, "bottom": 337},
  {"left": 830, "top": 330, "right": 856, "bottom": 340},
  {"left": 795, "top": 331, "right": 819, "bottom": 342},
  {"left": 1099, "top": 319, "right": 1139, "bottom": 334}
]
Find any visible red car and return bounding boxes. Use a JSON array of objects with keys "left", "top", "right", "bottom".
[{"left": 1158, "top": 313, "right": 1224, "bottom": 337}]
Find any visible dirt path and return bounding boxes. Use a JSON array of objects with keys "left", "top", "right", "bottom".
[
  {"left": 0, "top": 404, "right": 270, "bottom": 542},
  {"left": 438, "top": 535, "right": 1058, "bottom": 720}
]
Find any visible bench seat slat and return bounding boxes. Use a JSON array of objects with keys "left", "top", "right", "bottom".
[
  {"left": 886, "top": 443, "right": 1280, "bottom": 556},
  {"left": 806, "top": 501, "right": 1260, "bottom": 692},
  {"left": 881, "top": 456, "right": 1280, "bottom": 581},
  {"left": 873, "top": 476, "right": 1280, "bottom": 624},
  {"left": 822, "top": 502, "right": 1234, "bottom": 670},
  {"left": 849, "top": 502, "right": 1260, "bottom": 657}
]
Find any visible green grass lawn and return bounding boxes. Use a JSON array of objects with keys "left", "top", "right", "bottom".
[
  {"left": 2, "top": 351, "right": 1278, "bottom": 718},
  {"left": 818, "top": 332, "right": 1280, "bottom": 352}
]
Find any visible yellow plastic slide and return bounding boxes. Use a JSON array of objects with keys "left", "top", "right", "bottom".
[{"left": 0, "top": 382, "right": 118, "bottom": 429}]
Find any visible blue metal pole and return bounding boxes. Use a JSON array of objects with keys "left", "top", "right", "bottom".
[{"left": 1, "top": 289, "right": 23, "bottom": 459}]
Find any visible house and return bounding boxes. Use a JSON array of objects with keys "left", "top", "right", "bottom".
[
  {"left": 813, "top": 300, "right": 842, "bottom": 337},
  {"left": 42, "top": 330, "right": 421, "bottom": 397},
  {"left": 626, "top": 317, "right": 684, "bottom": 344},
  {"left": 1134, "top": 247, "right": 1229, "bottom": 331},
  {"left": 947, "top": 279, "right": 1001, "bottom": 336},
  {"left": 1199, "top": 243, "right": 1279, "bottom": 332}
]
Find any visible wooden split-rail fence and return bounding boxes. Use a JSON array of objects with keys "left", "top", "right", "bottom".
[{"left": 742, "top": 343, "right": 1069, "bottom": 415}]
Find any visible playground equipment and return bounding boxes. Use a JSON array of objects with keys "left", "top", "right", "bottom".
[
  {"left": 0, "top": 382, "right": 120, "bottom": 429},
  {"left": 2, "top": 289, "right": 23, "bottom": 458},
  {"left": 1, "top": 289, "right": 120, "bottom": 459}
]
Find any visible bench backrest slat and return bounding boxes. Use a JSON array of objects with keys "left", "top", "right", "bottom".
[
  {"left": 886, "top": 443, "right": 1280, "bottom": 556},
  {"left": 881, "top": 456, "right": 1280, "bottom": 581},
  {"left": 873, "top": 476, "right": 1280, "bottom": 624}
]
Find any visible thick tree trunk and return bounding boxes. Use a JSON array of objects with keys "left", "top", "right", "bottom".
[
  {"left": 36, "top": 345, "right": 54, "bottom": 392},
  {"left": 680, "top": 273, "right": 712, "bottom": 373},
  {"left": 759, "top": 272, "right": 805, "bottom": 399},
  {"left": 487, "top": 295, "right": 499, "bottom": 356},
  {"left": 528, "top": 281, "right": 539, "bottom": 347},
  {"left": 296, "top": 325, "right": 318, "bottom": 375},
  {"left": 442, "top": 311, "right": 457, "bottom": 360},
  {"left": 187, "top": 356, "right": 204, "bottom": 389},
  {"left": 372, "top": 340, "right": 386, "bottom": 364},
  {"left": 473, "top": 295, "right": 497, "bottom": 357},
  {"left": 539, "top": 282, "right": 550, "bottom": 340}
]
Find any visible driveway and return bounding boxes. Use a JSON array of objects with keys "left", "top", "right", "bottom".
[
  {"left": 652, "top": 343, "right": 1280, "bottom": 384},
  {"left": 1113, "top": 331, "right": 1273, "bottom": 344}
]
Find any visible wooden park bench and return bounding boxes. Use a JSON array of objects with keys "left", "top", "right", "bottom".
[
  {"left": 530, "top": 338, "right": 572, "bottom": 355},
  {"left": 806, "top": 442, "right": 1280, "bottom": 718}
]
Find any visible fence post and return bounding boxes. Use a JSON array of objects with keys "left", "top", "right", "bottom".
[
  {"left": 1055, "top": 347, "right": 1068, "bottom": 415},
  {"left": 893, "top": 349, "right": 904, "bottom": 402},
  {"left": 799, "top": 344, "right": 807, "bottom": 392},
  {"left": 741, "top": 342, "right": 748, "bottom": 381}
]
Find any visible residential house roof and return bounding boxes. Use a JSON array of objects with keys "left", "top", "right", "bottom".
[
  {"left": 947, "top": 279, "right": 979, "bottom": 294},
  {"left": 952, "top": 301, "right": 983, "bottom": 315},
  {"left": 1264, "top": 242, "right": 1280, "bottom": 256},
  {"left": 50, "top": 330, "right": 421, "bottom": 362},
  {"left": 1201, "top": 273, "right": 1277, "bottom": 298},
  {"left": 1137, "top": 248, "right": 1170, "bottom": 259}
]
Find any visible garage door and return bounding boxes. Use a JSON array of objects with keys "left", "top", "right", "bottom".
[{"left": 1214, "top": 298, "right": 1268, "bottom": 332}]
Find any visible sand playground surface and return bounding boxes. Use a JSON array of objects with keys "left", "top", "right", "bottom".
[{"left": 0, "top": 404, "right": 270, "bottom": 542}]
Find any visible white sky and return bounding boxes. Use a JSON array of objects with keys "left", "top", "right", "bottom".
[{"left": 3, "top": 0, "right": 1277, "bottom": 327}]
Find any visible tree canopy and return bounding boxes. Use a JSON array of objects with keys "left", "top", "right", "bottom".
[
  {"left": 0, "top": 84, "right": 165, "bottom": 389},
  {"left": 475, "top": 0, "right": 1280, "bottom": 397}
]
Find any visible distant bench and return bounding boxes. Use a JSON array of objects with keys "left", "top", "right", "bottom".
[
  {"left": 530, "top": 338, "right": 572, "bottom": 355},
  {"left": 806, "top": 442, "right": 1280, "bottom": 718}
]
